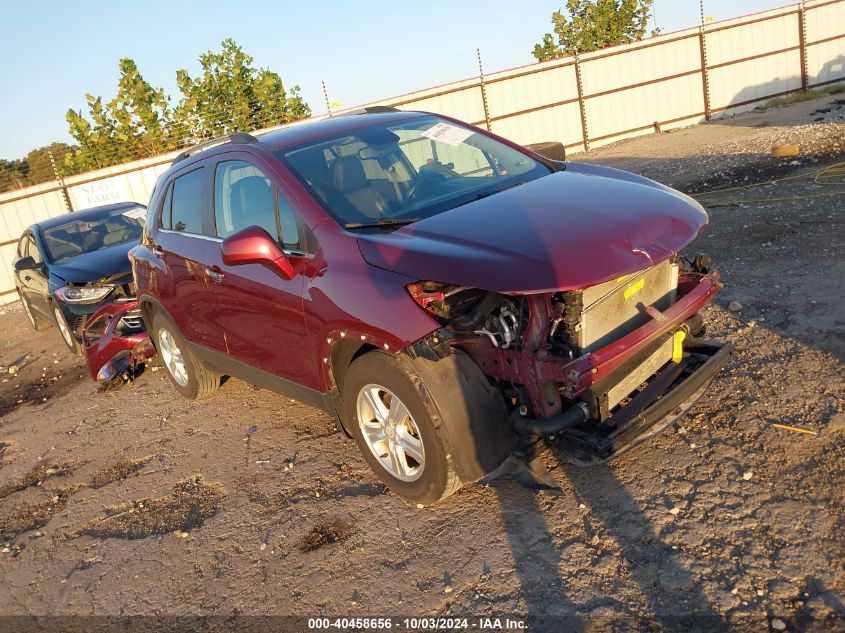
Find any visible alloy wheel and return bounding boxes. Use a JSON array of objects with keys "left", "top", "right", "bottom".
[
  {"left": 158, "top": 328, "right": 189, "bottom": 387},
  {"left": 356, "top": 383, "right": 425, "bottom": 482},
  {"left": 53, "top": 307, "right": 74, "bottom": 348}
]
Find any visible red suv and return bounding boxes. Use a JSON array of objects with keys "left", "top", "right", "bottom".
[{"left": 132, "top": 108, "right": 730, "bottom": 504}]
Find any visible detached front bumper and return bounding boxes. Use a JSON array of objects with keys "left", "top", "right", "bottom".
[{"left": 82, "top": 299, "right": 155, "bottom": 384}]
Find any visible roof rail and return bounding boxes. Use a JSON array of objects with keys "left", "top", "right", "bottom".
[
  {"left": 336, "top": 105, "right": 400, "bottom": 117},
  {"left": 172, "top": 132, "right": 259, "bottom": 165}
]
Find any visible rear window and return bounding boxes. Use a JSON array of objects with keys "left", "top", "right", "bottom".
[{"left": 164, "top": 168, "right": 205, "bottom": 234}]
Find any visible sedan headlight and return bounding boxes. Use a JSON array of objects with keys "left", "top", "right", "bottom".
[{"left": 54, "top": 285, "right": 113, "bottom": 304}]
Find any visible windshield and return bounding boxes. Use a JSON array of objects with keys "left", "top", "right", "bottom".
[
  {"left": 275, "top": 115, "right": 553, "bottom": 228},
  {"left": 42, "top": 206, "right": 145, "bottom": 262}
]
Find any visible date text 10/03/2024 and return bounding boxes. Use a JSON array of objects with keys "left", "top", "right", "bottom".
[{"left": 307, "top": 617, "right": 526, "bottom": 630}]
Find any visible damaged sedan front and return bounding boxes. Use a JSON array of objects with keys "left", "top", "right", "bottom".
[{"left": 13, "top": 202, "right": 146, "bottom": 354}]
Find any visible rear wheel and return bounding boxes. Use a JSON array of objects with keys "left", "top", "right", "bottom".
[
  {"left": 52, "top": 305, "right": 81, "bottom": 354},
  {"left": 19, "top": 292, "right": 48, "bottom": 332},
  {"left": 152, "top": 312, "right": 220, "bottom": 400},
  {"left": 343, "top": 352, "right": 461, "bottom": 505}
]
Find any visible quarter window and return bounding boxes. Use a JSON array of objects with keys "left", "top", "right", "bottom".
[
  {"left": 277, "top": 191, "right": 302, "bottom": 250},
  {"left": 26, "top": 235, "right": 42, "bottom": 265}
]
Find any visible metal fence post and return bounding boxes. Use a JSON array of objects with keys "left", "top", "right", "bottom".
[
  {"left": 48, "top": 149, "right": 73, "bottom": 213},
  {"left": 322, "top": 80, "right": 333, "bottom": 117},
  {"left": 798, "top": 1, "right": 809, "bottom": 91},
  {"left": 698, "top": 26, "right": 712, "bottom": 121},
  {"left": 574, "top": 54, "right": 590, "bottom": 151},
  {"left": 477, "top": 48, "right": 492, "bottom": 132}
]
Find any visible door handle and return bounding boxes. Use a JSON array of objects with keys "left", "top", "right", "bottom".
[{"left": 205, "top": 266, "right": 224, "bottom": 283}]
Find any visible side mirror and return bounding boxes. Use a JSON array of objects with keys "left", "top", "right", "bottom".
[
  {"left": 14, "top": 256, "right": 39, "bottom": 272},
  {"left": 221, "top": 226, "right": 293, "bottom": 280}
]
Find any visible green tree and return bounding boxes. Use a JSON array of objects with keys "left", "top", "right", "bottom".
[
  {"left": 25, "top": 143, "right": 76, "bottom": 184},
  {"left": 172, "top": 39, "right": 310, "bottom": 143},
  {"left": 64, "top": 43, "right": 309, "bottom": 174},
  {"left": 533, "top": 0, "right": 654, "bottom": 61},
  {"left": 108, "top": 59, "right": 171, "bottom": 157},
  {"left": 0, "top": 159, "right": 29, "bottom": 192},
  {"left": 65, "top": 59, "right": 171, "bottom": 173}
]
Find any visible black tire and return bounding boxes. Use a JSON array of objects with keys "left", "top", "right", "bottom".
[
  {"left": 343, "top": 351, "right": 462, "bottom": 505},
  {"left": 51, "top": 304, "right": 81, "bottom": 354},
  {"left": 151, "top": 312, "right": 220, "bottom": 400},
  {"left": 18, "top": 292, "right": 49, "bottom": 332}
]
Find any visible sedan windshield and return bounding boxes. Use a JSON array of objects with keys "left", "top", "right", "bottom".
[
  {"left": 42, "top": 207, "right": 145, "bottom": 262},
  {"left": 276, "top": 115, "right": 553, "bottom": 228}
]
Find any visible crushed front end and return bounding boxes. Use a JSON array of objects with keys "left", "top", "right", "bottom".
[
  {"left": 406, "top": 254, "right": 732, "bottom": 464},
  {"left": 82, "top": 298, "right": 155, "bottom": 387}
]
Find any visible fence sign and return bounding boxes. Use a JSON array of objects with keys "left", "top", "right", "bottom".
[{"left": 73, "top": 179, "right": 128, "bottom": 209}]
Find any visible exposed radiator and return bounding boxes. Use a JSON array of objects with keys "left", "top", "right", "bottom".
[{"left": 554, "top": 258, "right": 679, "bottom": 355}]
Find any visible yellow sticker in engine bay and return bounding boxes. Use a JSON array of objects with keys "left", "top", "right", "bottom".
[{"left": 623, "top": 278, "right": 645, "bottom": 301}]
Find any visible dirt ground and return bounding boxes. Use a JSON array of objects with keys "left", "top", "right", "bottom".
[{"left": 0, "top": 96, "right": 843, "bottom": 632}]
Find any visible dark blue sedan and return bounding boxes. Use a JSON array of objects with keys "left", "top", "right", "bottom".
[{"left": 13, "top": 202, "right": 147, "bottom": 353}]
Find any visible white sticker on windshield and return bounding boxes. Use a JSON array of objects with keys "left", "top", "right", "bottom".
[
  {"left": 122, "top": 207, "right": 146, "bottom": 220},
  {"left": 421, "top": 122, "right": 473, "bottom": 146}
]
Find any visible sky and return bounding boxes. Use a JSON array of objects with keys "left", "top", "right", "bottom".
[{"left": 0, "top": 0, "right": 797, "bottom": 159}]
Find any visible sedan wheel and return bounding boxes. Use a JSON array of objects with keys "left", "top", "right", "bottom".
[
  {"left": 158, "top": 327, "right": 189, "bottom": 387},
  {"left": 53, "top": 306, "right": 80, "bottom": 353},
  {"left": 357, "top": 384, "right": 425, "bottom": 482}
]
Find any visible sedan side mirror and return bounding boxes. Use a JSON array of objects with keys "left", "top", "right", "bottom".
[
  {"left": 221, "top": 226, "right": 294, "bottom": 280},
  {"left": 14, "top": 256, "right": 40, "bottom": 272}
]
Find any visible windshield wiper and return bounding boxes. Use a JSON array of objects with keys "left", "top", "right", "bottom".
[
  {"left": 345, "top": 218, "right": 421, "bottom": 230},
  {"left": 471, "top": 179, "right": 529, "bottom": 201}
]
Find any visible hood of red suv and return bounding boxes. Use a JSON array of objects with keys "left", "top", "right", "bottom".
[{"left": 356, "top": 163, "right": 708, "bottom": 294}]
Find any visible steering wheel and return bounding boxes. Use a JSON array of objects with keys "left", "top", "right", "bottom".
[{"left": 407, "top": 171, "right": 448, "bottom": 201}]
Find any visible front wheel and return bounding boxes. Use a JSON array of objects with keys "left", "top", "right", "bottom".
[
  {"left": 343, "top": 352, "right": 461, "bottom": 505},
  {"left": 52, "top": 305, "right": 81, "bottom": 354},
  {"left": 151, "top": 312, "right": 220, "bottom": 400}
]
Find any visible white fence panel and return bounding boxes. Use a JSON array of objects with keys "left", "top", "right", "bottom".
[
  {"left": 807, "top": 39, "right": 845, "bottom": 84},
  {"left": 706, "top": 10, "right": 800, "bottom": 67},
  {"left": 585, "top": 73, "right": 706, "bottom": 145},
  {"left": 579, "top": 33, "right": 701, "bottom": 96},
  {"left": 492, "top": 102, "right": 585, "bottom": 149},
  {"left": 708, "top": 50, "right": 804, "bottom": 111},
  {"left": 806, "top": 0, "right": 845, "bottom": 43}
]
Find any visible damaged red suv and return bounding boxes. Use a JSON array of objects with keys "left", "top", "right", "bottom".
[{"left": 130, "top": 107, "right": 730, "bottom": 504}]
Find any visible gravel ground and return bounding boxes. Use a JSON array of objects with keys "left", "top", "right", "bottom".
[{"left": 0, "top": 95, "right": 843, "bottom": 632}]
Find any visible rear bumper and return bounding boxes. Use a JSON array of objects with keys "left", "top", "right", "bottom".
[{"left": 558, "top": 338, "right": 732, "bottom": 464}]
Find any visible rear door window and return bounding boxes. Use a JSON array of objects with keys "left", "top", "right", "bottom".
[{"left": 167, "top": 168, "right": 205, "bottom": 233}]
